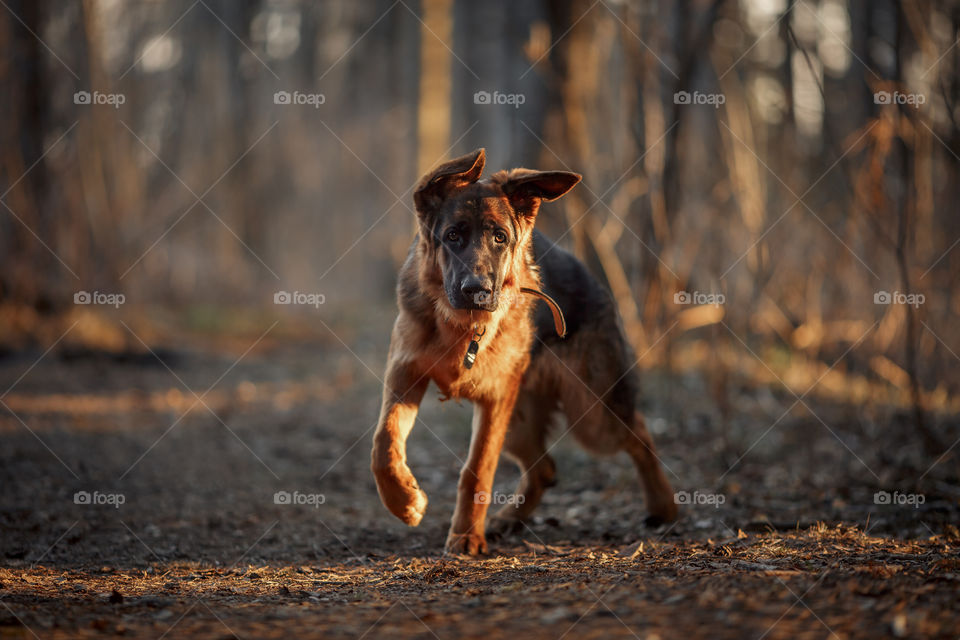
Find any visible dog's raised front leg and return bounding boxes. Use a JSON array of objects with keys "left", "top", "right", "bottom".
[
  {"left": 371, "top": 358, "right": 429, "bottom": 526},
  {"left": 446, "top": 377, "right": 522, "bottom": 555}
]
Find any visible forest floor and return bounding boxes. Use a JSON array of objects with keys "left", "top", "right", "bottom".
[{"left": 0, "top": 309, "right": 958, "bottom": 639}]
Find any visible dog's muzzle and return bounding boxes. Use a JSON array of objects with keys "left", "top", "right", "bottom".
[{"left": 453, "top": 275, "right": 497, "bottom": 311}]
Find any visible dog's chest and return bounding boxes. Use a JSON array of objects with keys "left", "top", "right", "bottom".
[{"left": 425, "top": 330, "right": 530, "bottom": 401}]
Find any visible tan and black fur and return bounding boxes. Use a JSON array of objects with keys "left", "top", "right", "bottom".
[{"left": 371, "top": 149, "right": 677, "bottom": 555}]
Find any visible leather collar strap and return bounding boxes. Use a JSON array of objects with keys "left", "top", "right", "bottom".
[
  {"left": 461, "top": 287, "right": 566, "bottom": 370},
  {"left": 520, "top": 287, "right": 567, "bottom": 338}
]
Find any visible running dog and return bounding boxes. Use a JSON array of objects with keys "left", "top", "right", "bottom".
[{"left": 371, "top": 148, "right": 677, "bottom": 555}]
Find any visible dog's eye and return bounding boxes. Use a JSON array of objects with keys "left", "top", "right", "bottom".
[
  {"left": 445, "top": 229, "right": 460, "bottom": 243},
  {"left": 493, "top": 230, "right": 507, "bottom": 244}
]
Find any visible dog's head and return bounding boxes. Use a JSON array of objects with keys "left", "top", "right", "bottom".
[{"left": 413, "top": 148, "right": 580, "bottom": 315}]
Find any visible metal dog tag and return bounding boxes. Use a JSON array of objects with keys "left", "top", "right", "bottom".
[{"left": 463, "top": 339, "right": 480, "bottom": 369}]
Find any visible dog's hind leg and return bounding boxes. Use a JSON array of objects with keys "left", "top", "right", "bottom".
[
  {"left": 488, "top": 391, "right": 558, "bottom": 535},
  {"left": 623, "top": 410, "right": 677, "bottom": 526},
  {"left": 557, "top": 342, "right": 678, "bottom": 527}
]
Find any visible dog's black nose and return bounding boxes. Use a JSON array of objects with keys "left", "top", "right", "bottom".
[{"left": 461, "top": 277, "right": 493, "bottom": 304}]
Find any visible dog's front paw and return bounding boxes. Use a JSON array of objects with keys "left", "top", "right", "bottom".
[
  {"left": 399, "top": 487, "right": 429, "bottom": 526},
  {"left": 444, "top": 531, "right": 488, "bottom": 556},
  {"left": 373, "top": 466, "right": 429, "bottom": 526}
]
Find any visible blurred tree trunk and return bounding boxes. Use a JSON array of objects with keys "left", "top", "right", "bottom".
[
  {"left": 417, "top": 0, "right": 452, "bottom": 177},
  {"left": 893, "top": 2, "right": 940, "bottom": 457},
  {"left": 0, "top": 0, "right": 52, "bottom": 308},
  {"left": 217, "top": 0, "right": 260, "bottom": 288},
  {"left": 451, "top": 0, "right": 551, "bottom": 169}
]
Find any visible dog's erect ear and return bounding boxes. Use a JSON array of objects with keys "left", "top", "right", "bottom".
[
  {"left": 500, "top": 170, "right": 581, "bottom": 222},
  {"left": 413, "top": 149, "right": 485, "bottom": 223}
]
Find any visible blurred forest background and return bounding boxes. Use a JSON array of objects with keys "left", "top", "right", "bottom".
[{"left": 1, "top": 0, "right": 958, "bottom": 454}]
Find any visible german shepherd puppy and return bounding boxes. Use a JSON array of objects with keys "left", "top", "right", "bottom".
[{"left": 371, "top": 149, "right": 677, "bottom": 555}]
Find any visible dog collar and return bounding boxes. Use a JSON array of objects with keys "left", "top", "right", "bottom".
[
  {"left": 520, "top": 287, "right": 567, "bottom": 338},
  {"left": 461, "top": 288, "right": 566, "bottom": 370}
]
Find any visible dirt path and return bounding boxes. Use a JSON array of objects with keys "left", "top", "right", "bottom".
[{"left": 1, "top": 329, "right": 957, "bottom": 638}]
